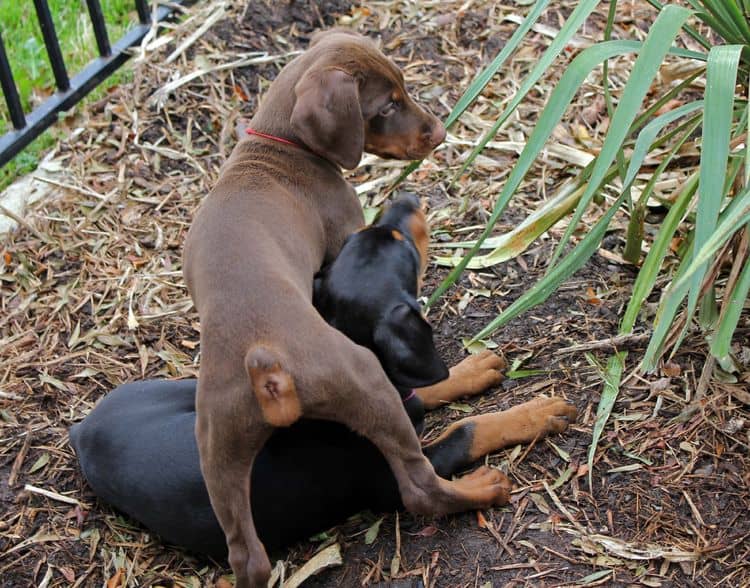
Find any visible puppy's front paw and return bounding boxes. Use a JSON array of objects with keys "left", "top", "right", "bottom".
[
  {"left": 452, "top": 465, "right": 511, "bottom": 507},
  {"left": 451, "top": 350, "right": 507, "bottom": 394},
  {"left": 518, "top": 397, "right": 578, "bottom": 439}
]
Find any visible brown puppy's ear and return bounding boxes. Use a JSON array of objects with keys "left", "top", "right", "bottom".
[{"left": 291, "top": 68, "right": 364, "bottom": 169}]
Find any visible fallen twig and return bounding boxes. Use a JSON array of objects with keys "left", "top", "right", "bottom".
[
  {"left": 554, "top": 333, "right": 650, "bottom": 355},
  {"left": 24, "top": 484, "right": 82, "bottom": 506}
]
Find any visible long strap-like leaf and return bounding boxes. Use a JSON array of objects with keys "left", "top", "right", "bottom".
[
  {"left": 709, "top": 231, "right": 750, "bottom": 360},
  {"left": 469, "top": 190, "right": 627, "bottom": 343},
  {"left": 641, "top": 45, "right": 744, "bottom": 369},
  {"left": 451, "top": 0, "right": 603, "bottom": 186},
  {"left": 684, "top": 46, "right": 743, "bottom": 333},
  {"left": 425, "top": 39, "right": 645, "bottom": 308},
  {"left": 390, "top": 0, "right": 552, "bottom": 189},
  {"left": 588, "top": 352, "right": 626, "bottom": 490},
  {"left": 642, "top": 183, "right": 750, "bottom": 370},
  {"left": 548, "top": 5, "right": 693, "bottom": 269},
  {"left": 466, "top": 101, "right": 707, "bottom": 343}
]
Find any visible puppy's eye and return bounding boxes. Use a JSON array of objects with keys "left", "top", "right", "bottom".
[{"left": 379, "top": 101, "right": 398, "bottom": 117}]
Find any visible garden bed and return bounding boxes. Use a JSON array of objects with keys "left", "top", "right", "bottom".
[{"left": 0, "top": 1, "right": 748, "bottom": 586}]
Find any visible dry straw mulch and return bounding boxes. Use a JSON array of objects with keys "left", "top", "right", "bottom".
[{"left": 1, "top": 1, "right": 749, "bottom": 586}]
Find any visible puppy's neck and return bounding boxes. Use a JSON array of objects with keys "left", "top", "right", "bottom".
[{"left": 247, "top": 52, "right": 312, "bottom": 146}]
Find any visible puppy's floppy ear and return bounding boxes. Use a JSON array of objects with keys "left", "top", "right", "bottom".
[
  {"left": 373, "top": 301, "right": 449, "bottom": 389},
  {"left": 291, "top": 68, "right": 364, "bottom": 169}
]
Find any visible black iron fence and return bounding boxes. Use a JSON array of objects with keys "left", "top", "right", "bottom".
[{"left": 0, "top": 0, "right": 182, "bottom": 167}]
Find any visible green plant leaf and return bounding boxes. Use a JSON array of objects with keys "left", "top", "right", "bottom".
[
  {"left": 390, "top": 0, "right": 552, "bottom": 189},
  {"left": 645, "top": 0, "right": 712, "bottom": 50},
  {"left": 549, "top": 5, "right": 693, "bottom": 269},
  {"left": 624, "top": 102, "right": 705, "bottom": 191},
  {"left": 28, "top": 452, "right": 50, "bottom": 474},
  {"left": 685, "top": 45, "right": 743, "bottom": 330},
  {"left": 621, "top": 173, "right": 700, "bottom": 333},
  {"left": 618, "top": 102, "right": 705, "bottom": 332},
  {"left": 434, "top": 181, "right": 584, "bottom": 268},
  {"left": 445, "top": 0, "right": 551, "bottom": 130},
  {"left": 588, "top": 352, "right": 626, "bottom": 489},
  {"left": 642, "top": 45, "right": 744, "bottom": 367},
  {"left": 426, "top": 39, "right": 646, "bottom": 307},
  {"left": 698, "top": 0, "right": 750, "bottom": 43},
  {"left": 710, "top": 234, "right": 750, "bottom": 360},
  {"left": 671, "top": 189, "right": 750, "bottom": 293},
  {"left": 589, "top": 111, "right": 707, "bottom": 483},
  {"left": 642, "top": 184, "right": 750, "bottom": 370},
  {"left": 578, "top": 569, "right": 614, "bottom": 585},
  {"left": 452, "top": 0, "right": 604, "bottom": 185},
  {"left": 469, "top": 191, "right": 627, "bottom": 343},
  {"left": 364, "top": 517, "right": 383, "bottom": 545}
]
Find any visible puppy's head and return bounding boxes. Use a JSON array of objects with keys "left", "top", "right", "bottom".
[
  {"left": 376, "top": 192, "right": 429, "bottom": 285},
  {"left": 290, "top": 30, "right": 446, "bottom": 169},
  {"left": 314, "top": 194, "right": 447, "bottom": 391},
  {"left": 371, "top": 194, "right": 446, "bottom": 389}
]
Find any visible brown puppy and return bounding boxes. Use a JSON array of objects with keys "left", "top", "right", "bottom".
[{"left": 183, "top": 31, "right": 508, "bottom": 588}]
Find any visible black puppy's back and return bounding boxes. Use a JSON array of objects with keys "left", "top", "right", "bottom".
[{"left": 70, "top": 380, "right": 397, "bottom": 559}]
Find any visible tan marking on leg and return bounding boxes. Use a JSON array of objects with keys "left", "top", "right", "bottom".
[
  {"left": 426, "top": 397, "right": 577, "bottom": 461},
  {"left": 416, "top": 350, "right": 507, "bottom": 410},
  {"left": 246, "top": 346, "right": 300, "bottom": 427},
  {"left": 248, "top": 365, "right": 301, "bottom": 427},
  {"left": 309, "top": 336, "right": 509, "bottom": 517}
]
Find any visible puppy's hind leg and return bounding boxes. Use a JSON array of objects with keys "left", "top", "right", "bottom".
[
  {"left": 196, "top": 378, "right": 274, "bottom": 588},
  {"left": 310, "top": 340, "right": 510, "bottom": 517}
]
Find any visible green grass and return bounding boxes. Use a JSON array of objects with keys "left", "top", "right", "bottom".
[{"left": 0, "top": 0, "right": 138, "bottom": 190}]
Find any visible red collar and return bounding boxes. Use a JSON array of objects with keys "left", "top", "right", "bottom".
[{"left": 245, "top": 128, "right": 304, "bottom": 150}]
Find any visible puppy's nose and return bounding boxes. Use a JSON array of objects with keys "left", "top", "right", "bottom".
[{"left": 424, "top": 122, "right": 446, "bottom": 147}]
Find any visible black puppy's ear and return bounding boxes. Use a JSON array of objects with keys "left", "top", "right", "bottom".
[{"left": 373, "top": 302, "right": 449, "bottom": 389}]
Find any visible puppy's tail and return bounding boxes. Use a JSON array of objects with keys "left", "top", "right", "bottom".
[{"left": 245, "top": 346, "right": 301, "bottom": 427}]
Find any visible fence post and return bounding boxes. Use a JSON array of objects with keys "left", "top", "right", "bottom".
[
  {"left": 32, "top": 0, "right": 71, "bottom": 93},
  {"left": 0, "top": 32, "right": 26, "bottom": 131}
]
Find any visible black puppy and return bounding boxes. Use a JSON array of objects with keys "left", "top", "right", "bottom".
[
  {"left": 71, "top": 196, "right": 572, "bottom": 560},
  {"left": 314, "top": 193, "right": 447, "bottom": 429},
  {"left": 71, "top": 195, "right": 451, "bottom": 558},
  {"left": 70, "top": 380, "right": 406, "bottom": 558}
]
